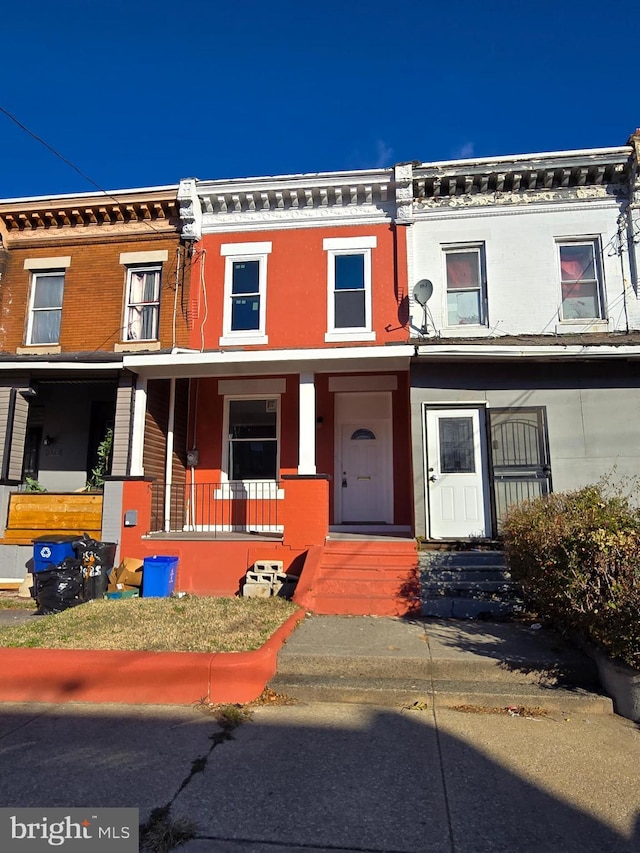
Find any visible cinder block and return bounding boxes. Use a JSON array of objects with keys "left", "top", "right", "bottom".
[
  {"left": 242, "top": 581, "right": 272, "bottom": 598},
  {"left": 246, "top": 571, "right": 275, "bottom": 586},
  {"left": 254, "top": 560, "right": 284, "bottom": 574}
]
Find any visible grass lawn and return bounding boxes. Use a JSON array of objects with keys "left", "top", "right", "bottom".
[{"left": 0, "top": 596, "right": 299, "bottom": 653}]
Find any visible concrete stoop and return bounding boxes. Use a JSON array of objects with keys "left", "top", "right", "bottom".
[
  {"left": 419, "top": 549, "right": 524, "bottom": 619},
  {"left": 268, "top": 616, "right": 613, "bottom": 714},
  {"left": 307, "top": 539, "right": 420, "bottom": 616}
]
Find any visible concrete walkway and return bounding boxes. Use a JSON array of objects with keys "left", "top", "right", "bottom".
[{"left": 269, "top": 615, "right": 612, "bottom": 713}]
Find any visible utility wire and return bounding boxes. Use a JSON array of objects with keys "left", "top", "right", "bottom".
[{"left": 0, "top": 104, "right": 168, "bottom": 235}]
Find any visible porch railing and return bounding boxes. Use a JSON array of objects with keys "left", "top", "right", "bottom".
[{"left": 150, "top": 481, "right": 283, "bottom": 535}]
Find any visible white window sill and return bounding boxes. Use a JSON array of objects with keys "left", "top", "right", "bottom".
[
  {"left": 324, "top": 330, "right": 376, "bottom": 343},
  {"left": 214, "top": 482, "right": 284, "bottom": 500},
  {"left": 555, "top": 320, "right": 609, "bottom": 333},
  {"left": 16, "top": 344, "right": 61, "bottom": 355},
  {"left": 219, "top": 334, "right": 269, "bottom": 346},
  {"left": 114, "top": 341, "right": 161, "bottom": 352}
]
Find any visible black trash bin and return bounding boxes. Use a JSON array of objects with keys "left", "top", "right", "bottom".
[{"left": 73, "top": 537, "right": 118, "bottom": 600}]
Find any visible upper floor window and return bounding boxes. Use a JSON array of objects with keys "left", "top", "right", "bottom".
[
  {"left": 220, "top": 242, "right": 271, "bottom": 345},
  {"left": 125, "top": 266, "right": 161, "bottom": 341},
  {"left": 444, "top": 245, "right": 486, "bottom": 326},
  {"left": 27, "top": 271, "right": 65, "bottom": 345},
  {"left": 558, "top": 240, "right": 604, "bottom": 321},
  {"left": 324, "top": 236, "right": 376, "bottom": 342}
]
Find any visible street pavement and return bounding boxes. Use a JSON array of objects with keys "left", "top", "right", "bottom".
[{"left": 0, "top": 699, "right": 638, "bottom": 852}]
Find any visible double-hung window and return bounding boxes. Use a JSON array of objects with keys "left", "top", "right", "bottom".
[
  {"left": 557, "top": 240, "right": 604, "bottom": 321},
  {"left": 27, "top": 271, "right": 65, "bottom": 345},
  {"left": 324, "top": 236, "right": 376, "bottom": 342},
  {"left": 227, "top": 398, "right": 278, "bottom": 480},
  {"left": 220, "top": 242, "right": 271, "bottom": 345},
  {"left": 443, "top": 245, "right": 486, "bottom": 327},
  {"left": 125, "top": 266, "right": 161, "bottom": 341}
]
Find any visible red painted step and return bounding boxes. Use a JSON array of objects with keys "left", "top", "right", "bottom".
[{"left": 303, "top": 538, "right": 420, "bottom": 617}]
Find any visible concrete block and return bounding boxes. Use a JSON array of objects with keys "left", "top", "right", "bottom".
[
  {"left": 254, "top": 560, "right": 284, "bottom": 574},
  {"left": 246, "top": 571, "right": 275, "bottom": 586},
  {"left": 242, "top": 581, "right": 272, "bottom": 598}
]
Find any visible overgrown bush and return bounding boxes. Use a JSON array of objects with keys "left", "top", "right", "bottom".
[{"left": 502, "top": 482, "right": 640, "bottom": 670}]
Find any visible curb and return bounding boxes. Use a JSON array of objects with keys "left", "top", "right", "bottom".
[{"left": 0, "top": 609, "right": 306, "bottom": 706}]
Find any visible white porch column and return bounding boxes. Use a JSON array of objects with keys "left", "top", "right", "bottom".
[
  {"left": 129, "top": 375, "right": 147, "bottom": 476},
  {"left": 297, "top": 371, "right": 317, "bottom": 475},
  {"left": 164, "top": 378, "right": 176, "bottom": 532}
]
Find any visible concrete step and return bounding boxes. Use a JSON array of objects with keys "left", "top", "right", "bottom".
[
  {"left": 267, "top": 674, "right": 613, "bottom": 714},
  {"left": 418, "top": 550, "right": 505, "bottom": 568},
  {"left": 420, "top": 568, "right": 513, "bottom": 582},
  {"left": 421, "top": 598, "right": 522, "bottom": 619},
  {"left": 310, "top": 593, "right": 419, "bottom": 617},
  {"left": 421, "top": 580, "right": 519, "bottom": 595}
]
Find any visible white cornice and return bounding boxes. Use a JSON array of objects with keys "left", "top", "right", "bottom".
[{"left": 411, "top": 196, "right": 623, "bottom": 222}]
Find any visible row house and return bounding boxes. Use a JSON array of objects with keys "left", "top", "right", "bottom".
[
  {"left": 118, "top": 170, "right": 418, "bottom": 609},
  {"left": 0, "top": 187, "right": 188, "bottom": 581},
  {"left": 400, "top": 132, "right": 640, "bottom": 541}
]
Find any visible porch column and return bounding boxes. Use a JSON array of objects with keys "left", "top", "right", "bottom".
[
  {"left": 129, "top": 375, "right": 147, "bottom": 476},
  {"left": 297, "top": 372, "right": 316, "bottom": 475},
  {"left": 164, "top": 377, "right": 176, "bottom": 532}
]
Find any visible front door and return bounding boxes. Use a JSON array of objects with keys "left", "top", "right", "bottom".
[
  {"left": 425, "top": 407, "right": 489, "bottom": 539},
  {"left": 339, "top": 420, "right": 391, "bottom": 523}
]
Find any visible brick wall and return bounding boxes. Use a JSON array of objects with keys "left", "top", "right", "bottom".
[{"left": 0, "top": 235, "right": 189, "bottom": 353}]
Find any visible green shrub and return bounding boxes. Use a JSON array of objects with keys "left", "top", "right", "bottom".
[{"left": 502, "top": 483, "right": 640, "bottom": 670}]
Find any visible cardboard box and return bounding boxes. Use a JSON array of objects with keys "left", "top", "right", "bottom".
[{"left": 115, "top": 557, "right": 144, "bottom": 588}]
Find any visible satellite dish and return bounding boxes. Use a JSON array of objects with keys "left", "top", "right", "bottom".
[{"left": 413, "top": 279, "right": 433, "bottom": 306}]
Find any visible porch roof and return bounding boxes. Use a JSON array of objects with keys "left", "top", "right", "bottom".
[{"left": 122, "top": 344, "right": 415, "bottom": 379}]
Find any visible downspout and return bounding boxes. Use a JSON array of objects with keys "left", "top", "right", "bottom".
[{"left": 164, "top": 377, "right": 176, "bottom": 532}]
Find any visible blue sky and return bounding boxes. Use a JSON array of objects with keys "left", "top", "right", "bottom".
[{"left": 1, "top": 0, "right": 638, "bottom": 199}]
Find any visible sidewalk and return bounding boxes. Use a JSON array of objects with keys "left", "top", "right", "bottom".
[
  {"left": 0, "top": 699, "right": 637, "bottom": 851},
  {"left": 269, "top": 615, "right": 612, "bottom": 714}
]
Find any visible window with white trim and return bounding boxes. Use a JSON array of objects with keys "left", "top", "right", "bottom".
[
  {"left": 557, "top": 239, "right": 604, "bottom": 321},
  {"left": 27, "top": 271, "right": 65, "bottom": 344},
  {"left": 220, "top": 242, "right": 271, "bottom": 345},
  {"left": 124, "top": 266, "right": 161, "bottom": 341},
  {"left": 324, "top": 236, "right": 376, "bottom": 341},
  {"left": 226, "top": 398, "right": 278, "bottom": 480},
  {"left": 443, "top": 245, "right": 486, "bottom": 327}
]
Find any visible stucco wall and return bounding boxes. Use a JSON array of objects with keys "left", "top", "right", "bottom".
[{"left": 411, "top": 361, "right": 640, "bottom": 538}]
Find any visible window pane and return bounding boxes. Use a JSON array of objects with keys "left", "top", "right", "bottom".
[
  {"left": 560, "top": 245, "right": 595, "bottom": 281},
  {"left": 230, "top": 440, "right": 277, "bottom": 480},
  {"left": 31, "top": 309, "right": 61, "bottom": 344},
  {"left": 142, "top": 271, "right": 160, "bottom": 301},
  {"left": 446, "top": 252, "right": 479, "bottom": 290},
  {"left": 439, "top": 417, "right": 475, "bottom": 473},
  {"left": 447, "top": 290, "right": 481, "bottom": 325},
  {"left": 231, "top": 295, "right": 260, "bottom": 330},
  {"left": 33, "top": 274, "right": 64, "bottom": 309},
  {"left": 229, "top": 400, "right": 276, "bottom": 438},
  {"left": 561, "top": 283, "right": 600, "bottom": 319},
  {"left": 232, "top": 260, "right": 260, "bottom": 294},
  {"left": 335, "top": 290, "right": 365, "bottom": 328},
  {"left": 335, "top": 254, "right": 364, "bottom": 290}
]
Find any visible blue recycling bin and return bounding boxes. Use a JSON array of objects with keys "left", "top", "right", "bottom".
[
  {"left": 142, "top": 556, "right": 178, "bottom": 598},
  {"left": 33, "top": 536, "right": 77, "bottom": 573}
]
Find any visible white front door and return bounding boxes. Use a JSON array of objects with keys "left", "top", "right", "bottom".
[
  {"left": 340, "top": 421, "right": 390, "bottom": 522},
  {"left": 425, "top": 407, "right": 489, "bottom": 539}
]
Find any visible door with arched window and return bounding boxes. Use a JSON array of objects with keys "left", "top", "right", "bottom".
[{"left": 339, "top": 420, "right": 392, "bottom": 523}]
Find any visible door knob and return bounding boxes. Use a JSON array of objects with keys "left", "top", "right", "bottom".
[{"left": 429, "top": 474, "right": 438, "bottom": 482}]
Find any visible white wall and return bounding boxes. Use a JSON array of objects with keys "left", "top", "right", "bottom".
[{"left": 409, "top": 200, "right": 640, "bottom": 337}]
